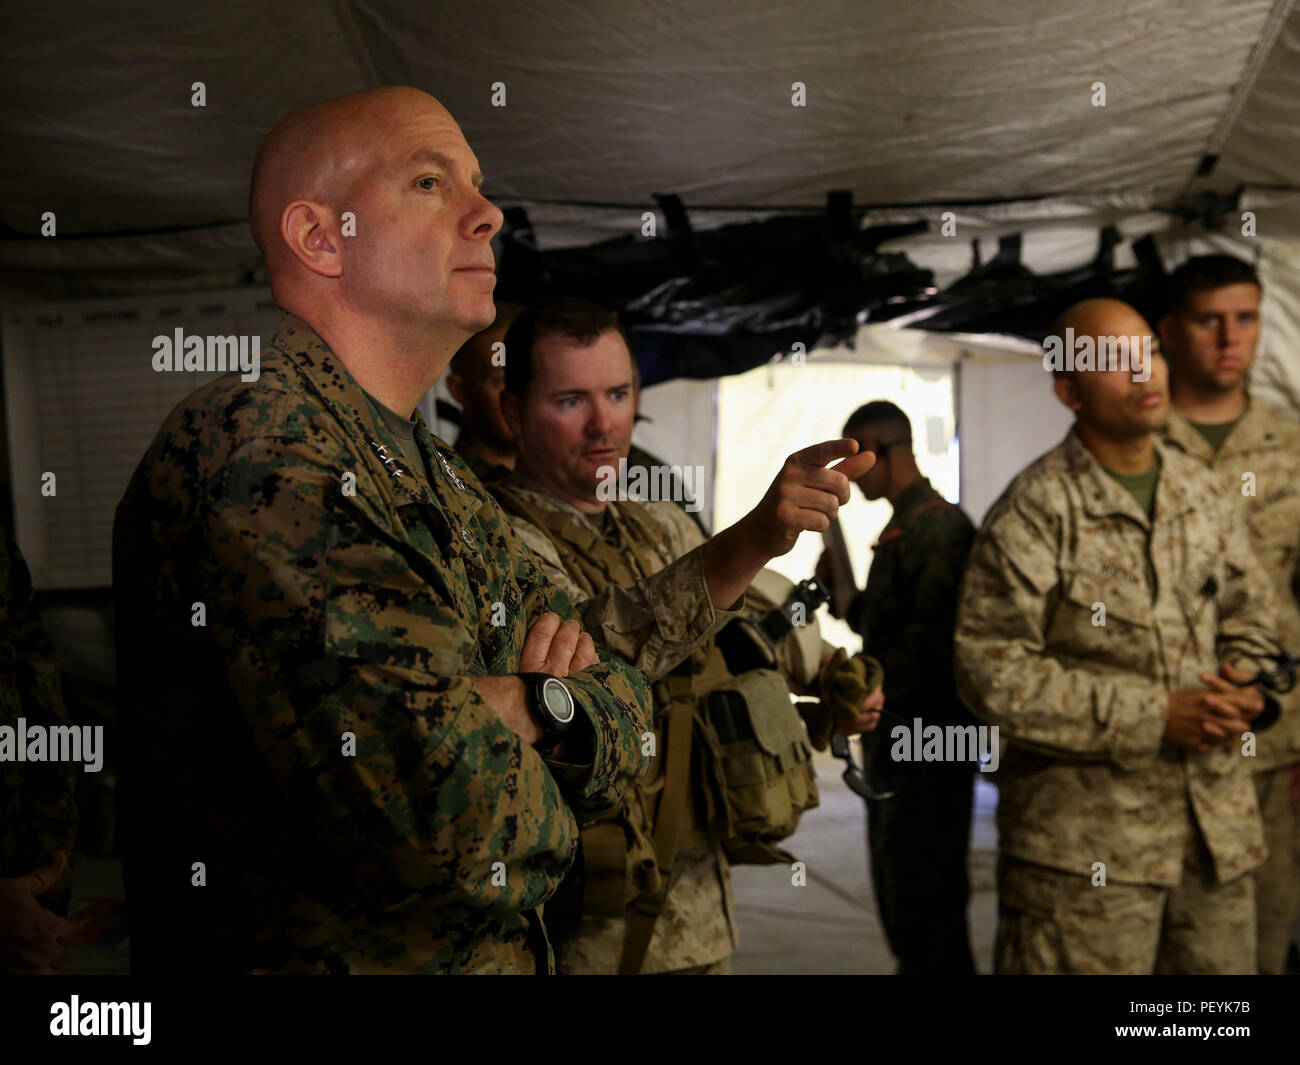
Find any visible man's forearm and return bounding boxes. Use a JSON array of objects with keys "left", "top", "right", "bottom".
[
  {"left": 576, "top": 547, "right": 742, "bottom": 682},
  {"left": 471, "top": 674, "right": 599, "bottom": 763},
  {"left": 700, "top": 515, "right": 773, "bottom": 610}
]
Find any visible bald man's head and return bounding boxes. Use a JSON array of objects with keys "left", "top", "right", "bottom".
[
  {"left": 248, "top": 86, "right": 503, "bottom": 341},
  {"left": 252, "top": 89, "right": 427, "bottom": 258},
  {"left": 1050, "top": 298, "right": 1150, "bottom": 355},
  {"left": 1049, "top": 298, "right": 1168, "bottom": 440}
]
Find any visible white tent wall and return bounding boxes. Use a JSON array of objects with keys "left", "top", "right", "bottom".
[
  {"left": 1258, "top": 239, "right": 1300, "bottom": 412},
  {"left": 958, "top": 357, "right": 1074, "bottom": 527},
  {"left": 628, "top": 377, "right": 718, "bottom": 526},
  {"left": 704, "top": 359, "right": 959, "bottom": 652}
]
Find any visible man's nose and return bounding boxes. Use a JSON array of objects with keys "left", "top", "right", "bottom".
[
  {"left": 587, "top": 403, "right": 613, "bottom": 436},
  {"left": 463, "top": 189, "right": 504, "bottom": 241}
]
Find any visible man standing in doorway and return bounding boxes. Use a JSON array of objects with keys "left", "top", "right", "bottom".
[{"left": 818, "top": 401, "right": 978, "bottom": 973}]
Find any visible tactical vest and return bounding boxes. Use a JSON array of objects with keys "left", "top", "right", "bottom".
[{"left": 492, "top": 483, "right": 818, "bottom": 973}]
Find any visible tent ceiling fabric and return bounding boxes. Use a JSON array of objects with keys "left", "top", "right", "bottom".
[
  {"left": 2, "top": 0, "right": 1298, "bottom": 252},
  {"left": 1214, "top": 3, "right": 1300, "bottom": 191}
]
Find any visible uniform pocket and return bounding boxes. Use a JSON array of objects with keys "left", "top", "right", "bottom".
[
  {"left": 323, "top": 524, "right": 474, "bottom": 677},
  {"left": 1061, "top": 570, "right": 1152, "bottom": 627},
  {"left": 997, "top": 856, "right": 1062, "bottom": 920},
  {"left": 1052, "top": 570, "right": 1155, "bottom": 672}
]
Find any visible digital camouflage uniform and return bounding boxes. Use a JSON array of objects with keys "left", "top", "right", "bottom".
[
  {"left": 955, "top": 429, "right": 1278, "bottom": 974},
  {"left": 0, "top": 518, "right": 76, "bottom": 911},
  {"left": 490, "top": 469, "right": 834, "bottom": 974},
  {"left": 843, "top": 477, "right": 977, "bottom": 974},
  {"left": 452, "top": 436, "right": 507, "bottom": 486},
  {"left": 112, "top": 315, "right": 651, "bottom": 975},
  {"left": 1163, "top": 398, "right": 1300, "bottom": 974}
]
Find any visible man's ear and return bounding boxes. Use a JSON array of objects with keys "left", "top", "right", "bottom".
[
  {"left": 1052, "top": 374, "right": 1082, "bottom": 413},
  {"left": 499, "top": 388, "right": 522, "bottom": 438},
  {"left": 846, "top": 432, "right": 876, "bottom": 458},
  {"left": 445, "top": 373, "right": 466, "bottom": 407},
  {"left": 280, "top": 200, "right": 344, "bottom": 279},
  {"left": 1157, "top": 315, "right": 1176, "bottom": 361}
]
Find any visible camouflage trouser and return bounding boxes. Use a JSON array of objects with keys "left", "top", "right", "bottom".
[
  {"left": 995, "top": 832, "right": 1256, "bottom": 974},
  {"left": 1253, "top": 764, "right": 1300, "bottom": 975},
  {"left": 661, "top": 957, "right": 732, "bottom": 975},
  {"left": 865, "top": 756, "right": 976, "bottom": 974}
]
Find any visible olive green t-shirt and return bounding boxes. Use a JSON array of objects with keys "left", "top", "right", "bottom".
[
  {"left": 361, "top": 389, "right": 431, "bottom": 484},
  {"left": 1104, "top": 453, "right": 1162, "bottom": 519},
  {"left": 1189, "top": 414, "right": 1244, "bottom": 455}
]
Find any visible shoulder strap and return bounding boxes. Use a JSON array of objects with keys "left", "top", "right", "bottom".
[
  {"left": 604, "top": 498, "right": 671, "bottom": 581},
  {"left": 494, "top": 482, "right": 697, "bottom": 973},
  {"left": 493, "top": 481, "right": 639, "bottom": 592}
]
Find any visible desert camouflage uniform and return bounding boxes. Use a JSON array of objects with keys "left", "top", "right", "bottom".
[
  {"left": 491, "top": 469, "right": 832, "bottom": 974},
  {"left": 955, "top": 429, "right": 1278, "bottom": 973},
  {"left": 844, "top": 477, "right": 977, "bottom": 973},
  {"left": 113, "top": 314, "right": 651, "bottom": 975},
  {"left": 0, "top": 519, "right": 76, "bottom": 910},
  {"left": 1163, "top": 398, "right": 1300, "bottom": 974}
]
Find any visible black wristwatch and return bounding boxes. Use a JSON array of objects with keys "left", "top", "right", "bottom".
[{"left": 520, "top": 673, "right": 576, "bottom": 756}]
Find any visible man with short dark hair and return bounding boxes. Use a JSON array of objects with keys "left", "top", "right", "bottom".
[
  {"left": 446, "top": 301, "right": 522, "bottom": 481},
  {"left": 817, "top": 400, "right": 978, "bottom": 974},
  {"left": 1159, "top": 254, "right": 1300, "bottom": 974},
  {"left": 488, "top": 296, "right": 885, "bottom": 974}
]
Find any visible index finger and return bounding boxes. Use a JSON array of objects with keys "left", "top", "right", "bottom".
[
  {"left": 831, "top": 449, "right": 876, "bottom": 481},
  {"left": 1201, "top": 679, "right": 1264, "bottom": 714},
  {"left": 1218, "top": 661, "right": 1256, "bottom": 684},
  {"left": 529, "top": 611, "right": 562, "bottom": 637},
  {"left": 571, "top": 632, "right": 599, "bottom": 673},
  {"left": 1199, "top": 695, "right": 1251, "bottom": 728},
  {"left": 1200, "top": 673, "right": 1248, "bottom": 693},
  {"left": 520, "top": 611, "right": 563, "bottom": 672},
  {"left": 791, "top": 438, "right": 860, "bottom": 469}
]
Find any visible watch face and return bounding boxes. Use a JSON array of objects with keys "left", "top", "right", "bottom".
[{"left": 541, "top": 677, "right": 576, "bottom": 724}]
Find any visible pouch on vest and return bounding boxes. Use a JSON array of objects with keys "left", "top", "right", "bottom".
[{"left": 697, "top": 667, "right": 819, "bottom": 865}]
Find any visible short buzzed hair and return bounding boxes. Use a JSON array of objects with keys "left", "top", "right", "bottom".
[
  {"left": 1165, "top": 255, "right": 1261, "bottom": 315},
  {"left": 502, "top": 297, "right": 631, "bottom": 396},
  {"left": 843, "top": 400, "right": 911, "bottom": 440}
]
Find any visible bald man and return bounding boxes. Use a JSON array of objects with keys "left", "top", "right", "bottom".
[
  {"left": 954, "top": 298, "right": 1281, "bottom": 973},
  {"left": 113, "top": 87, "right": 652, "bottom": 974}
]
